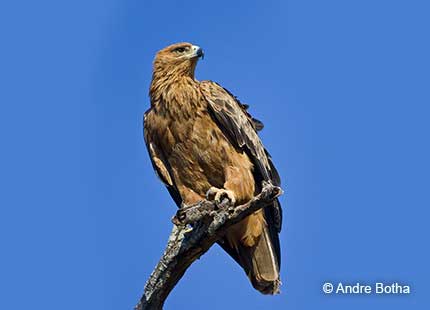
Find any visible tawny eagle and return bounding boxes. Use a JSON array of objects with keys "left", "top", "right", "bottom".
[{"left": 143, "top": 42, "right": 282, "bottom": 294}]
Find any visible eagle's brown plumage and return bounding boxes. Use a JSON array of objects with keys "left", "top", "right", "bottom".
[{"left": 144, "top": 42, "right": 282, "bottom": 294}]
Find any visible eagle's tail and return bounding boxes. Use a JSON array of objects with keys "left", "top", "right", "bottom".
[
  {"left": 221, "top": 205, "right": 281, "bottom": 295},
  {"left": 237, "top": 224, "right": 281, "bottom": 294}
]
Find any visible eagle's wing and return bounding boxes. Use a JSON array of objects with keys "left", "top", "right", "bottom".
[
  {"left": 143, "top": 111, "right": 182, "bottom": 207},
  {"left": 200, "top": 80, "right": 282, "bottom": 232},
  {"left": 232, "top": 96, "right": 265, "bottom": 132},
  {"left": 200, "top": 82, "right": 275, "bottom": 182}
]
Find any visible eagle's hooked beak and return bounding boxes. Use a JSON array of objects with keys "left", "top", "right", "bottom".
[{"left": 191, "top": 45, "right": 204, "bottom": 60}]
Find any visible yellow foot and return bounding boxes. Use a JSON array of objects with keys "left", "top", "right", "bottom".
[{"left": 206, "top": 187, "right": 236, "bottom": 205}]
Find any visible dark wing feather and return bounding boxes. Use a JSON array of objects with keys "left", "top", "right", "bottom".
[
  {"left": 200, "top": 81, "right": 282, "bottom": 234},
  {"left": 200, "top": 81, "right": 283, "bottom": 271},
  {"left": 143, "top": 111, "right": 182, "bottom": 207},
  {"left": 222, "top": 88, "right": 265, "bottom": 132},
  {"left": 200, "top": 81, "right": 281, "bottom": 189}
]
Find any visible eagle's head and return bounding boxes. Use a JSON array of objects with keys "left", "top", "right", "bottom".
[{"left": 152, "top": 42, "right": 204, "bottom": 79}]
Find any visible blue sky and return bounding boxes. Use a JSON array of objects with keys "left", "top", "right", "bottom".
[{"left": 0, "top": 0, "right": 429, "bottom": 309}]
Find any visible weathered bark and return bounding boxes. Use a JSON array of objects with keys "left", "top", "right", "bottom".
[{"left": 135, "top": 182, "right": 283, "bottom": 310}]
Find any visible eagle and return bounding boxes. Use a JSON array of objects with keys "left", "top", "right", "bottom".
[{"left": 144, "top": 42, "right": 282, "bottom": 294}]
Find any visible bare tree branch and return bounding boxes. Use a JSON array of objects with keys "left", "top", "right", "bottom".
[{"left": 135, "top": 182, "right": 283, "bottom": 310}]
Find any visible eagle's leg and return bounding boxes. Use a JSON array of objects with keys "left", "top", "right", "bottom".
[
  {"left": 206, "top": 187, "right": 236, "bottom": 205},
  {"left": 223, "top": 165, "right": 255, "bottom": 204},
  {"left": 177, "top": 185, "right": 204, "bottom": 205}
]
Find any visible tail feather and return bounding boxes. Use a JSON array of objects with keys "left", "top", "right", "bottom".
[
  {"left": 241, "top": 226, "right": 280, "bottom": 294},
  {"left": 218, "top": 201, "right": 282, "bottom": 295}
]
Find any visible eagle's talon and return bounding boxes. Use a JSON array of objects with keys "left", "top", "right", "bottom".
[
  {"left": 215, "top": 189, "right": 236, "bottom": 206},
  {"left": 206, "top": 187, "right": 236, "bottom": 206},
  {"left": 206, "top": 187, "right": 218, "bottom": 201}
]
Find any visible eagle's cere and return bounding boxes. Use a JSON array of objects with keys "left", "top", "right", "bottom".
[{"left": 144, "top": 42, "right": 282, "bottom": 294}]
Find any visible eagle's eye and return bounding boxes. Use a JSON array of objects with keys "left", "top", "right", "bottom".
[{"left": 173, "top": 47, "right": 187, "bottom": 54}]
